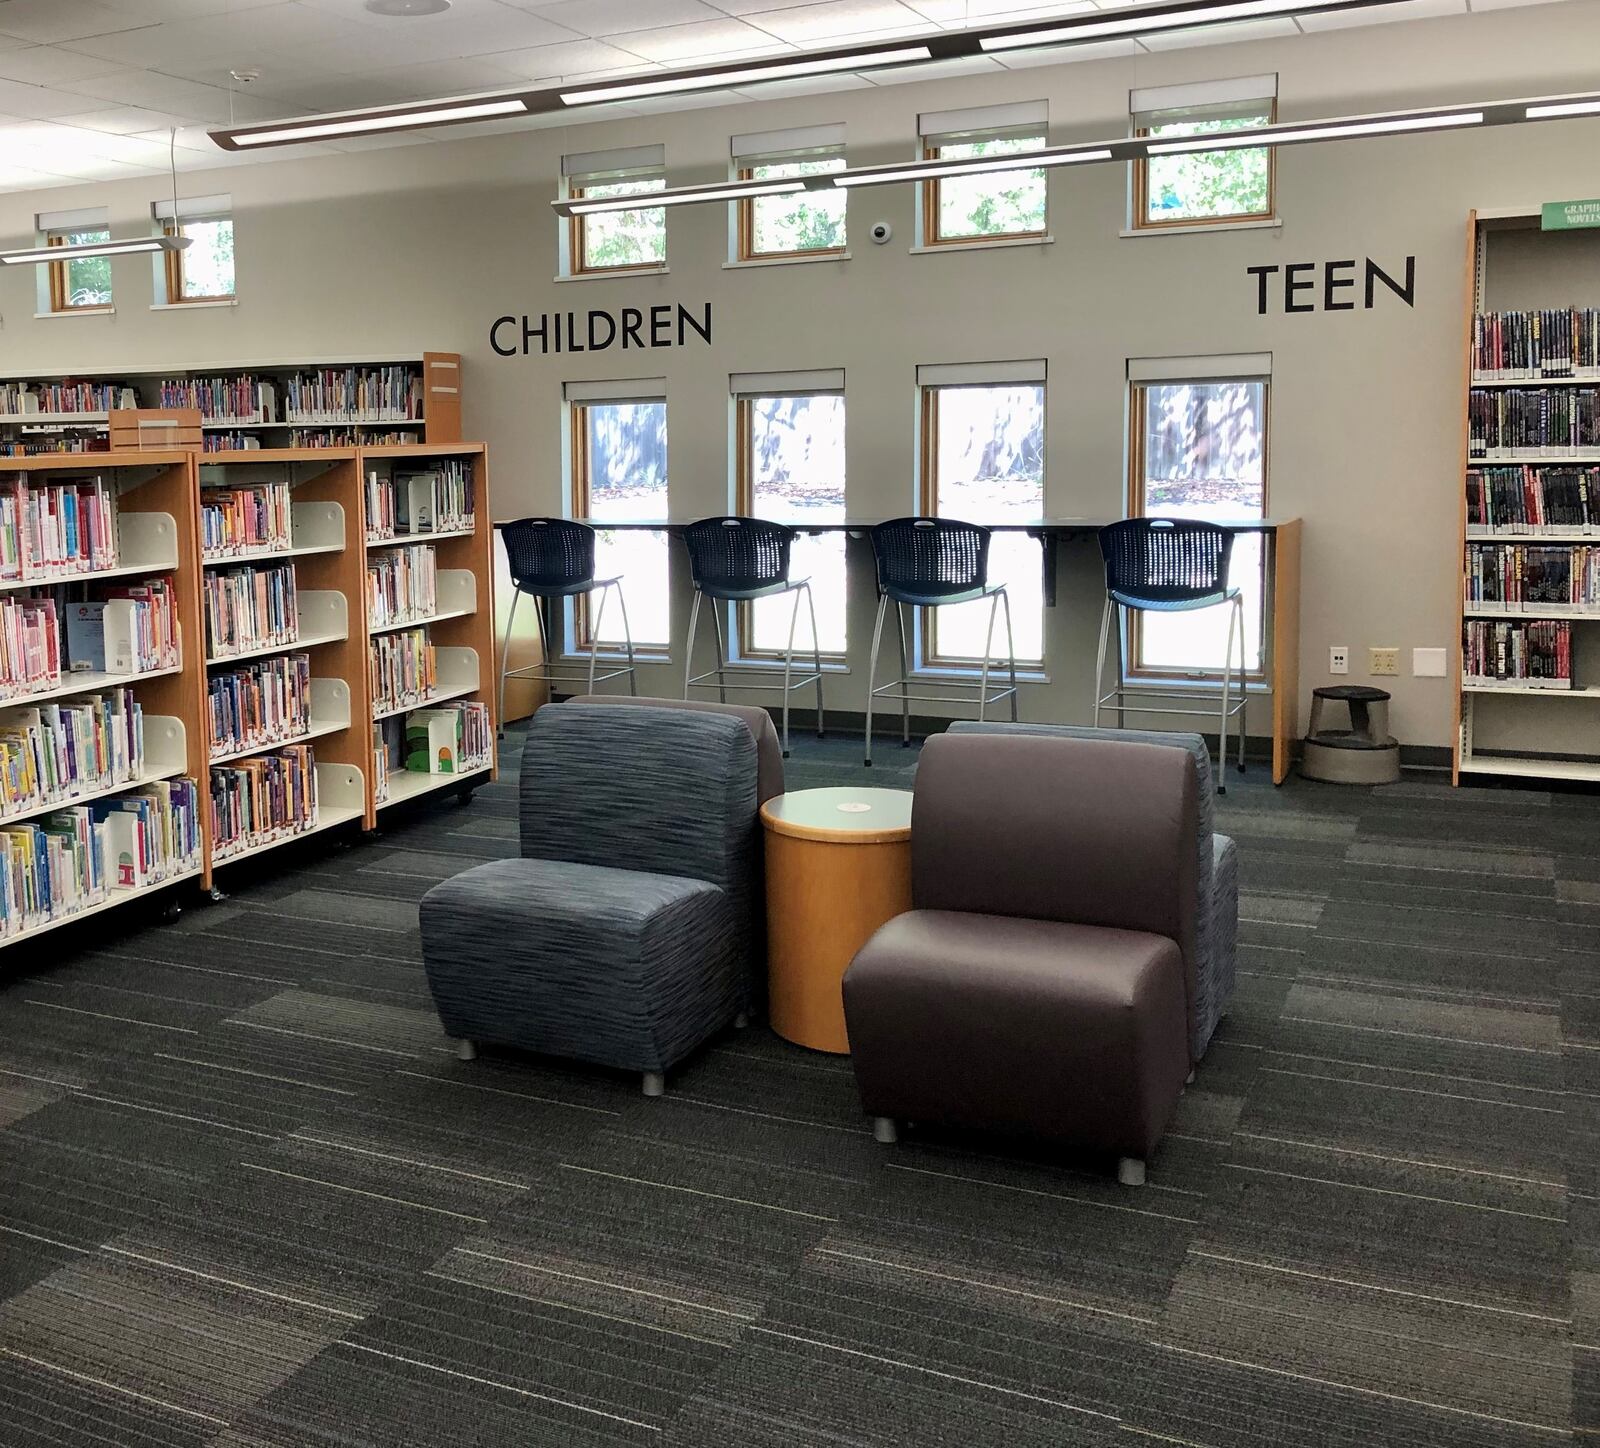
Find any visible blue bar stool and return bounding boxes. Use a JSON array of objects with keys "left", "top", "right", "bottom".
[
  {"left": 497, "top": 518, "right": 636, "bottom": 730},
  {"left": 1095, "top": 517, "right": 1246, "bottom": 791},
  {"left": 864, "top": 517, "right": 1017, "bottom": 767},
  {"left": 682, "top": 516, "right": 823, "bottom": 757}
]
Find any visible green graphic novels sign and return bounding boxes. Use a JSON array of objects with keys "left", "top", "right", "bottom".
[{"left": 1542, "top": 199, "right": 1600, "bottom": 231}]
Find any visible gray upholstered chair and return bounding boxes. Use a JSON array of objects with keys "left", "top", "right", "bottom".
[
  {"left": 419, "top": 703, "right": 760, "bottom": 1096},
  {"left": 843, "top": 732, "right": 1200, "bottom": 1185},
  {"left": 949, "top": 721, "right": 1236, "bottom": 1062}
]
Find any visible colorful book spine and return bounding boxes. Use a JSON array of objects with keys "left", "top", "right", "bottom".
[
  {"left": 370, "top": 628, "right": 437, "bottom": 714},
  {"left": 366, "top": 544, "right": 437, "bottom": 627},
  {"left": 1462, "top": 619, "right": 1573, "bottom": 686},
  {"left": 204, "top": 563, "right": 298, "bottom": 660},
  {"left": 208, "top": 653, "right": 312, "bottom": 757},
  {"left": 209, "top": 745, "right": 318, "bottom": 859},
  {"left": 201, "top": 481, "right": 292, "bottom": 557},
  {"left": 0, "top": 474, "right": 120, "bottom": 582}
]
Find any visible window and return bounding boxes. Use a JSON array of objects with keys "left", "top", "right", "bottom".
[
  {"left": 562, "top": 145, "right": 666, "bottom": 275},
  {"left": 38, "top": 206, "right": 112, "bottom": 312},
  {"left": 1129, "top": 363, "right": 1269, "bottom": 675},
  {"left": 918, "top": 101, "right": 1048, "bottom": 247},
  {"left": 1132, "top": 76, "right": 1276, "bottom": 230},
  {"left": 918, "top": 364, "right": 1045, "bottom": 666},
  {"left": 732, "top": 124, "right": 847, "bottom": 261},
  {"left": 568, "top": 385, "right": 670, "bottom": 652},
  {"left": 154, "top": 194, "right": 234, "bottom": 302},
  {"left": 734, "top": 372, "right": 847, "bottom": 658}
]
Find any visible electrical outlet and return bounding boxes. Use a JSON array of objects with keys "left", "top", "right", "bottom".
[
  {"left": 1370, "top": 647, "right": 1400, "bottom": 676},
  {"left": 1329, "top": 645, "right": 1349, "bottom": 675}
]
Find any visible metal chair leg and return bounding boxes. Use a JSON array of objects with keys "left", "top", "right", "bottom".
[
  {"left": 711, "top": 600, "right": 729, "bottom": 704},
  {"left": 803, "top": 581, "right": 824, "bottom": 738},
  {"left": 1000, "top": 585, "right": 1018, "bottom": 722},
  {"left": 1113, "top": 604, "right": 1127, "bottom": 730},
  {"left": 978, "top": 590, "right": 1001, "bottom": 723},
  {"left": 1235, "top": 595, "right": 1247, "bottom": 773},
  {"left": 865, "top": 592, "right": 889, "bottom": 767},
  {"left": 497, "top": 587, "right": 522, "bottom": 736},
  {"left": 587, "top": 582, "right": 610, "bottom": 694},
  {"left": 1219, "top": 598, "right": 1238, "bottom": 796},
  {"left": 780, "top": 586, "right": 802, "bottom": 758},
  {"left": 894, "top": 601, "right": 910, "bottom": 746},
  {"left": 683, "top": 589, "right": 702, "bottom": 700},
  {"left": 616, "top": 580, "right": 638, "bottom": 696},
  {"left": 1094, "top": 598, "right": 1111, "bottom": 729}
]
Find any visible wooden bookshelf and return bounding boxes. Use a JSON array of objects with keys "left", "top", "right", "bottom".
[{"left": 1454, "top": 207, "right": 1600, "bottom": 786}]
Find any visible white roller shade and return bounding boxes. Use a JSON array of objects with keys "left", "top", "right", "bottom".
[
  {"left": 37, "top": 205, "right": 108, "bottom": 231},
  {"left": 564, "top": 378, "right": 667, "bottom": 403},
  {"left": 1131, "top": 74, "right": 1277, "bottom": 115},
  {"left": 731, "top": 123, "right": 845, "bottom": 160},
  {"left": 919, "top": 100, "right": 1046, "bottom": 139},
  {"left": 154, "top": 193, "right": 230, "bottom": 222},
  {"left": 562, "top": 144, "right": 665, "bottom": 179},
  {"left": 1128, "top": 353, "right": 1272, "bottom": 383},
  {"left": 731, "top": 369, "right": 844, "bottom": 396},
  {"left": 918, "top": 360, "right": 1045, "bottom": 387}
]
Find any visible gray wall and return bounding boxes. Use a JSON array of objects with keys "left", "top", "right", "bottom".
[{"left": 2, "top": 2, "right": 1598, "bottom": 750}]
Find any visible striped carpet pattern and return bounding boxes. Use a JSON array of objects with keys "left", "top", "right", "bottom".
[{"left": 0, "top": 728, "right": 1589, "bottom": 1445}]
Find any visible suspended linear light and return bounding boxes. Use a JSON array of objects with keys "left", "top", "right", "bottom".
[
  {"left": 560, "top": 178, "right": 807, "bottom": 217},
  {"left": 1526, "top": 98, "right": 1600, "bottom": 120},
  {"left": 0, "top": 235, "right": 188, "bottom": 266},
  {"left": 1145, "top": 110, "right": 1485, "bottom": 155},
  {"left": 981, "top": 0, "right": 1326, "bottom": 49},
  {"left": 558, "top": 46, "right": 934, "bottom": 107},
  {"left": 213, "top": 94, "right": 530, "bottom": 150},
  {"left": 833, "top": 146, "right": 1114, "bottom": 189}
]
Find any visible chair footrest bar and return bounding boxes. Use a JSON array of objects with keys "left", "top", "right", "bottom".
[{"left": 687, "top": 669, "right": 823, "bottom": 694}]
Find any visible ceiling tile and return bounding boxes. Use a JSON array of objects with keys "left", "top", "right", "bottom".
[
  {"left": 0, "top": 78, "right": 111, "bottom": 118},
  {"left": 481, "top": 37, "right": 652, "bottom": 79},
  {"left": 297, "top": 0, "right": 586, "bottom": 49},
  {"left": 0, "top": 45, "right": 137, "bottom": 86},
  {"left": 57, "top": 68, "right": 279, "bottom": 121},
  {"left": 738, "top": 0, "right": 933, "bottom": 43},
  {"left": 0, "top": 0, "right": 153, "bottom": 44},
  {"left": 902, "top": 0, "right": 1094, "bottom": 20},
  {"left": 608, "top": 17, "right": 788, "bottom": 60},
  {"left": 522, "top": 0, "right": 728, "bottom": 40},
  {"left": 1298, "top": 0, "right": 1465, "bottom": 27},
  {"left": 1137, "top": 15, "right": 1301, "bottom": 46},
  {"left": 55, "top": 104, "right": 197, "bottom": 133},
  {"left": 992, "top": 34, "right": 1138, "bottom": 63},
  {"left": 87, "top": 0, "right": 285, "bottom": 20}
]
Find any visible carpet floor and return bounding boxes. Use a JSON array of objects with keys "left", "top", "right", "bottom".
[{"left": 0, "top": 728, "right": 1589, "bottom": 1446}]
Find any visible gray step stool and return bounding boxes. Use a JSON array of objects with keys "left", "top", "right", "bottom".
[{"left": 1301, "top": 685, "right": 1401, "bottom": 784}]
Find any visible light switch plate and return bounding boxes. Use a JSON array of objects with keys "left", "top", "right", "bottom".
[{"left": 1413, "top": 647, "right": 1447, "bottom": 678}]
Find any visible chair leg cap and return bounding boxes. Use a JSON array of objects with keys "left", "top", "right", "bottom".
[
  {"left": 1117, "top": 1157, "right": 1146, "bottom": 1187},
  {"left": 456, "top": 1040, "right": 476, "bottom": 1062},
  {"left": 642, "top": 1071, "right": 665, "bottom": 1098},
  {"left": 873, "top": 1117, "right": 898, "bottom": 1144}
]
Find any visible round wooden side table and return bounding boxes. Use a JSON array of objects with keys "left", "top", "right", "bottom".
[{"left": 759, "top": 786, "right": 913, "bottom": 1054}]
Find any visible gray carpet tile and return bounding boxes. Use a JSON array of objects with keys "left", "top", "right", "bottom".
[{"left": 0, "top": 731, "right": 1594, "bottom": 1444}]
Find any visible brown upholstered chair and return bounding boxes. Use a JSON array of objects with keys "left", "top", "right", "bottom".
[{"left": 842, "top": 731, "right": 1199, "bottom": 1185}]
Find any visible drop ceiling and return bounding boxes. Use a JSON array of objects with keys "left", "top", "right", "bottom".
[{"left": 0, "top": 0, "right": 1571, "bottom": 194}]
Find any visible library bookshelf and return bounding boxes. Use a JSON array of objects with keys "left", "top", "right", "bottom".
[
  {"left": 0, "top": 439, "right": 494, "bottom": 948},
  {"left": 0, "top": 352, "right": 461, "bottom": 457},
  {"left": 1454, "top": 207, "right": 1600, "bottom": 785}
]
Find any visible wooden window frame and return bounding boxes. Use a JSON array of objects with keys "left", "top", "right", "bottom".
[
  {"left": 917, "top": 382, "right": 1046, "bottom": 668},
  {"left": 1126, "top": 378, "right": 1270, "bottom": 681},
  {"left": 733, "top": 392, "right": 847, "bottom": 661},
  {"left": 45, "top": 230, "right": 112, "bottom": 313},
  {"left": 568, "top": 397, "right": 669, "bottom": 655},
  {"left": 734, "top": 153, "right": 847, "bottom": 263},
  {"left": 919, "top": 129, "right": 1049, "bottom": 249},
  {"left": 1131, "top": 99, "right": 1277, "bottom": 233},
  {"left": 161, "top": 214, "right": 235, "bottom": 304},
  {"left": 567, "top": 174, "right": 667, "bottom": 276}
]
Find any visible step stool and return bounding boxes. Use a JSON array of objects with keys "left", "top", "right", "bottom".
[{"left": 1301, "top": 685, "right": 1401, "bottom": 785}]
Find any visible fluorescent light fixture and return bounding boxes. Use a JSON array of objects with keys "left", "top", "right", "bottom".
[
  {"left": 981, "top": 0, "right": 1311, "bottom": 48},
  {"left": 565, "top": 180, "right": 805, "bottom": 215},
  {"left": 0, "top": 235, "right": 188, "bottom": 266},
  {"left": 218, "top": 96, "right": 528, "bottom": 149},
  {"left": 559, "top": 46, "right": 932, "bottom": 106},
  {"left": 1145, "top": 111, "right": 1484, "bottom": 154},
  {"left": 835, "top": 147, "right": 1113, "bottom": 188},
  {"left": 1526, "top": 99, "right": 1600, "bottom": 120}
]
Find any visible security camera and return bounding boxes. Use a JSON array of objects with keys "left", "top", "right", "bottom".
[{"left": 870, "top": 221, "right": 892, "bottom": 245}]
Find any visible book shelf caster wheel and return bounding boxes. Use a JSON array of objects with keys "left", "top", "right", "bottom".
[
  {"left": 456, "top": 785, "right": 476, "bottom": 806},
  {"left": 208, "top": 886, "right": 228, "bottom": 904},
  {"left": 160, "top": 899, "right": 182, "bottom": 925}
]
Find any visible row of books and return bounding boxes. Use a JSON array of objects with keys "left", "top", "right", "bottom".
[
  {"left": 201, "top": 482, "right": 291, "bottom": 559},
  {"left": 208, "top": 653, "right": 311, "bottom": 758},
  {"left": 157, "top": 376, "right": 274, "bottom": 422},
  {"left": 1466, "top": 466, "right": 1600, "bottom": 532},
  {"left": 0, "top": 777, "right": 201, "bottom": 939},
  {"left": 405, "top": 701, "right": 492, "bottom": 775},
  {"left": 0, "top": 690, "right": 144, "bottom": 821},
  {"left": 1464, "top": 545, "right": 1600, "bottom": 609},
  {"left": 205, "top": 563, "right": 297, "bottom": 660},
  {"left": 1468, "top": 388, "right": 1600, "bottom": 456},
  {"left": 294, "top": 429, "right": 417, "bottom": 449},
  {"left": 366, "top": 465, "right": 474, "bottom": 540},
  {"left": 282, "top": 367, "right": 422, "bottom": 424},
  {"left": 63, "top": 582, "right": 180, "bottom": 675},
  {"left": 0, "top": 475, "right": 120, "bottom": 581},
  {"left": 0, "top": 440, "right": 109, "bottom": 457},
  {"left": 367, "top": 545, "right": 437, "bottom": 628},
  {"left": 370, "top": 627, "right": 437, "bottom": 715},
  {"left": 210, "top": 745, "right": 318, "bottom": 860},
  {"left": 202, "top": 434, "right": 262, "bottom": 453},
  {"left": 1463, "top": 619, "right": 1573, "bottom": 687},
  {"left": 0, "top": 382, "right": 133, "bottom": 418},
  {"left": 1472, "top": 309, "right": 1600, "bottom": 381}
]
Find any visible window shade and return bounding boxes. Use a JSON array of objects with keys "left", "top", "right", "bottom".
[
  {"left": 918, "top": 100, "right": 1046, "bottom": 139},
  {"left": 918, "top": 360, "right": 1045, "bottom": 387},
  {"left": 731, "top": 369, "right": 845, "bottom": 396},
  {"left": 731, "top": 123, "right": 845, "bottom": 160},
  {"left": 1128, "top": 353, "right": 1272, "bottom": 383},
  {"left": 37, "top": 205, "right": 108, "bottom": 232},
  {"left": 565, "top": 378, "right": 667, "bottom": 403},
  {"left": 1132, "top": 74, "right": 1276, "bottom": 125},
  {"left": 154, "top": 193, "right": 230, "bottom": 222},
  {"left": 562, "top": 144, "right": 665, "bottom": 180}
]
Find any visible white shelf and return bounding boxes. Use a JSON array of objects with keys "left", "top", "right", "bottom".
[
  {"left": 204, "top": 502, "right": 347, "bottom": 569},
  {"left": 367, "top": 569, "right": 476, "bottom": 636},
  {"left": 1470, "top": 455, "right": 1600, "bottom": 465},
  {"left": 208, "top": 679, "right": 352, "bottom": 764},
  {"left": 1460, "top": 755, "right": 1600, "bottom": 783},
  {"left": 210, "top": 762, "right": 364, "bottom": 868},
  {"left": 204, "top": 541, "right": 341, "bottom": 566},
  {"left": 1472, "top": 376, "right": 1600, "bottom": 388},
  {"left": 0, "top": 862, "right": 202, "bottom": 947},
  {"left": 0, "top": 715, "right": 188, "bottom": 829},
  {"left": 377, "top": 760, "right": 492, "bottom": 810},
  {"left": 0, "top": 412, "right": 109, "bottom": 426},
  {"left": 0, "top": 511, "right": 179, "bottom": 594},
  {"left": 200, "top": 417, "right": 268, "bottom": 430},
  {"left": 366, "top": 527, "right": 476, "bottom": 549},
  {"left": 0, "top": 660, "right": 182, "bottom": 710},
  {"left": 1466, "top": 532, "right": 1600, "bottom": 542},
  {"left": 1462, "top": 682, "right": 1600, "bottom": 696},
  {"left": 371, "top": 646, "right": 480, "bottom": 721},
  {"left": 206, "top": 590, "right": 348, "bottom": 667},
  {"left": 1462, "top": 605, "right": 1600, "bottom": 619}
]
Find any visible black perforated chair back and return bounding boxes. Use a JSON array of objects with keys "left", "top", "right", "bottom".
[
  {"left": 870, "top": 517, "right": 992, "bottom": 606},
  {"left": 1099, "top": 518, "right": 1236, "bottom": 611},
  {"left": 684, "top": 516, "right": 795, "bottom": 599},
  {"left": 501, "top": 517, "right": 597, "bottom": 592}
]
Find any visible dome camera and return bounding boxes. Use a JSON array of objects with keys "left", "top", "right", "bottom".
[{"left": 870, "top": 221, "right": 892, "bottom": 245}]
